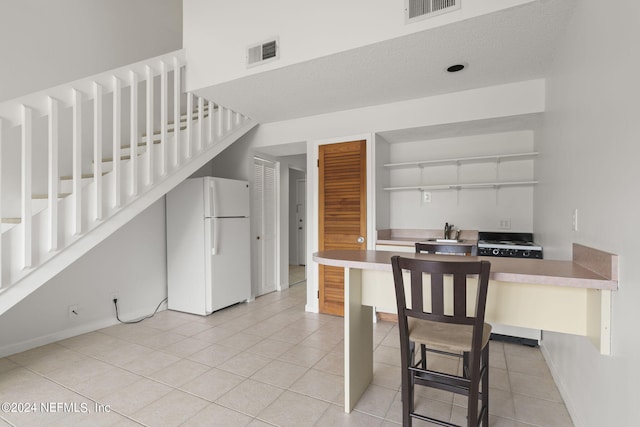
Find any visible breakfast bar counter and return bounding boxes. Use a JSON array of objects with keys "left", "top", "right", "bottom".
[
  {"left": 313, "top": 249, "right": 618, "bottom": 290},
  {"left": 312, "top": 244, "right": 618, "bottom": 412}
]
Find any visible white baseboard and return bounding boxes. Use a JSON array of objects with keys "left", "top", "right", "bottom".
[
  {"left": 540, "top": 342, "right": 584, "bottom": 427},
  {"left": 0, "top": 305, "right": 167, "bottom": 358},
  {"left": 305, "top": 302, "right": 318, "bottom": 313}
]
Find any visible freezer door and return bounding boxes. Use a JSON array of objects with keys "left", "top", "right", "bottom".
[
  {"left": 205, "top": 217, "right": 251, "bottom": 313},
  {"left": 204, "top": 177, "right": 250, "bottom": 218}
]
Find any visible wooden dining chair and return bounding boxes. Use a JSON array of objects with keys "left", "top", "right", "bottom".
[{"left": 391, "top": 255, "right": 491, "bottom": 426}]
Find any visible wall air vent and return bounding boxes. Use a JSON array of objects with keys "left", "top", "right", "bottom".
[
  {"left": 405, "top": 0, "right": 460, "bottom": 23},
  {"left": 247, "top": 38, "right": 279, "bottom": 68}
]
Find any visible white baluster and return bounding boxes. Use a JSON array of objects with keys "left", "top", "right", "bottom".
[
  {"left": 173, "top": 57, "right": 180, "bottom": 167},
  {"left": 146, "top": 65, "right": 154, "bottom": 185},
  {"left": 48, "top": 97, "right": 59, "bottom": 251},
  {"left": 208, "top": 101, "right": 214, "bottom": 145},
  {"left": 21, "top": 105, "right": 33, "bottom": 268},
  {"left": 217, "top": 105, "right": 224, "bottom": 139},
  {"left": 186, "top": 92, "right": 193, "bottom": 159},
  {"left": 72, "top": 89, "right": 82, "bottom": 235},
  {"left": 234, "top": 111, "right": 241, "bottom": 126},
  {"left": 160, "top": 61, "right": 168, "bottom": 176},
  {"left": 197, "top": 97, "right": 204, "bottom": 152},
  {"left": 130, "top": 71, "right": 138, "bottom": 196},
  {"left": 93, "top": 83, "right": 103, "bottom": 220},
  {"left": 226, "top": 107, "right": 232, "bottom": 133},
  {"left": 113, "top": 76, "right": 121, "bottom": 208}
]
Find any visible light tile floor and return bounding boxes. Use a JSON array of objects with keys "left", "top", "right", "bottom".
[{"left": 0, "top": 282, "right": 573, "bottom": 426}]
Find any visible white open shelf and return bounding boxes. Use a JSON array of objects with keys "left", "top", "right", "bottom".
[
  {"left": 383, "top": 150, "right": 538, "bottom": 192},
  {"left": 383, "top": 151, "right": 538, "bottom": 169},
  {"left": 384, "top": 180, "right": 538, "bottom": 191}
]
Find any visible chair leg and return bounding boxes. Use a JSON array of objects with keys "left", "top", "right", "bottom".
[
  {"left": 481, "top": 344, "right": 490, "bottom": 426},
  {"left": 420, "top": 344, "right": 427, "bottom": 369},
  {"left": 400, "top": 342, "right": 415, "bottom": 427},
  {"left": 467, "top": 350, "right": 482, "bottom": 427}
]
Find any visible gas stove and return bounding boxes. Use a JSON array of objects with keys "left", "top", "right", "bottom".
[
  {"left": 478, "top": 231, "right": 544, "bottom": 346},
  {"left": 477, "top": 232, "right": 543, "bottom": 259}
]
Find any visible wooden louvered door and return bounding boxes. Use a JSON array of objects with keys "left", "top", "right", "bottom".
[{"left": 318, "top": 140, "right": 366, "bottom": 316}]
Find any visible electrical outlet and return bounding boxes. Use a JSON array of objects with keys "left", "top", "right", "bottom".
[
  {"left": 68, "top": 304, "right": 79, "bottom": 319},
  {"left": 423, "top": 191, "right": 432, "bottom": 203},
  {"left": 498, "top": 219, "right": 511, "bottom": 229},
  {"left": 572, "top": 209, "right": 578, "bottom": 231}
]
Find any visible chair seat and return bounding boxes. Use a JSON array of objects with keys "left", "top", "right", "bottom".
[{"left": 408, "top": 318, "right": 492, "bottom": 353}]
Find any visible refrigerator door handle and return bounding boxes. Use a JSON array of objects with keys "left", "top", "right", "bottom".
[{"left": 211, "top": 217, "right": 219, "bottom": 255}]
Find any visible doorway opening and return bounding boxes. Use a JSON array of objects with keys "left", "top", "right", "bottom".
[{"left": 289, "top": 167, "right": 306, "bottom": 286}]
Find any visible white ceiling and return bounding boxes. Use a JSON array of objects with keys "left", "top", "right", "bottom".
[{"left": 197, "top": 0, "right": 576, "bottom": 142}]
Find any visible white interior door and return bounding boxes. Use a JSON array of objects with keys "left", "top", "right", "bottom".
[
  {"left": 296, "top": 179, "right": 306, "bottom": 266},
  {"left": 253, "top": 158, "right": 278, "bottom": 296}
]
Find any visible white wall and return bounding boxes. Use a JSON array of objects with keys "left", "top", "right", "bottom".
[
  {"left": 183, "top": 0, "right": 531, "bottom": 91},
  {"left": 0, "top": 0, "right": 182, "bottom": 102},
  {"left": 0, "top": 200, "right": 168, "bottom": 357},
  {"left": 386, "top": 131, "right": 535, "bottom": 231},
  {"left": 535, "top": 0, "right": 640, "bottom": 425}
]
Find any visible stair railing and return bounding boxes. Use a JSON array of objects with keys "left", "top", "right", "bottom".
[{"left": 0, "top": 49, "right": 251, "bottom": 292}]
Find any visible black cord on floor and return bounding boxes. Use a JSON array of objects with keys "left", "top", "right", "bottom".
[{"left": 113, "top": 297, "right": 168, "bottom": 324}]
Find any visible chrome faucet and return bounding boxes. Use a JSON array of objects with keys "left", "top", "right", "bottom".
[{"left": 444, "top": 222, "right": 454, "bottom": 240}]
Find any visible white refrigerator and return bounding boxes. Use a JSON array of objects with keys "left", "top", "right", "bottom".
[{"left": 166, "top": 177, "right": 251, "bottom": 315}]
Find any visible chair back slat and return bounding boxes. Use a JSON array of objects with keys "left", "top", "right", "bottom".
[
  {"left": 430, "top": 272, "right": 444, "bottom": 315},
  {"left": 453, "top": 273, "right": 467, "bottom": 317},
  {"left": 410, "top": 270, "right": 424, "bottom": 312}
]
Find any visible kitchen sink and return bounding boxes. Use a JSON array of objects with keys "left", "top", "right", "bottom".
[{"left": 421, "top": 238, "right": 463, "bottom": 243}]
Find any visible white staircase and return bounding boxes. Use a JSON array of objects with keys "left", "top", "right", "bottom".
[{"left": 0, "top": 49, "right": 256, "bottom": 315}]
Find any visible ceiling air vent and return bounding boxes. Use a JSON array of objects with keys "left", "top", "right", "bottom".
[
  {"left": 405, "top": 0, "right": 460, "bottom": 23},
  {"left": 247, "top": 38, "right": 279, "bottom": 68}
]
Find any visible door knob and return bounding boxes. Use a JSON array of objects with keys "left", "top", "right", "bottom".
[{"left": 357, "top": 236, "right": 365, "bottom": 243}]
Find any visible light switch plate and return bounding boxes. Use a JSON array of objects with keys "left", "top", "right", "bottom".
[{"left": 423, "top": 191, "right": 432, "bottom": 203}]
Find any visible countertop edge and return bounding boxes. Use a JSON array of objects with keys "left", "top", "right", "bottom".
[{"left": 312, "top": 250, "right": 618, "bottom": 291}]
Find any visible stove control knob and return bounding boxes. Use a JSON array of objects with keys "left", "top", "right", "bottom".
[
  {"left": 523, "top": 251, "right": 530, "bottom": 257},
  {"left": 492, "top": 249, "right": 500, "bottom": 256}
]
